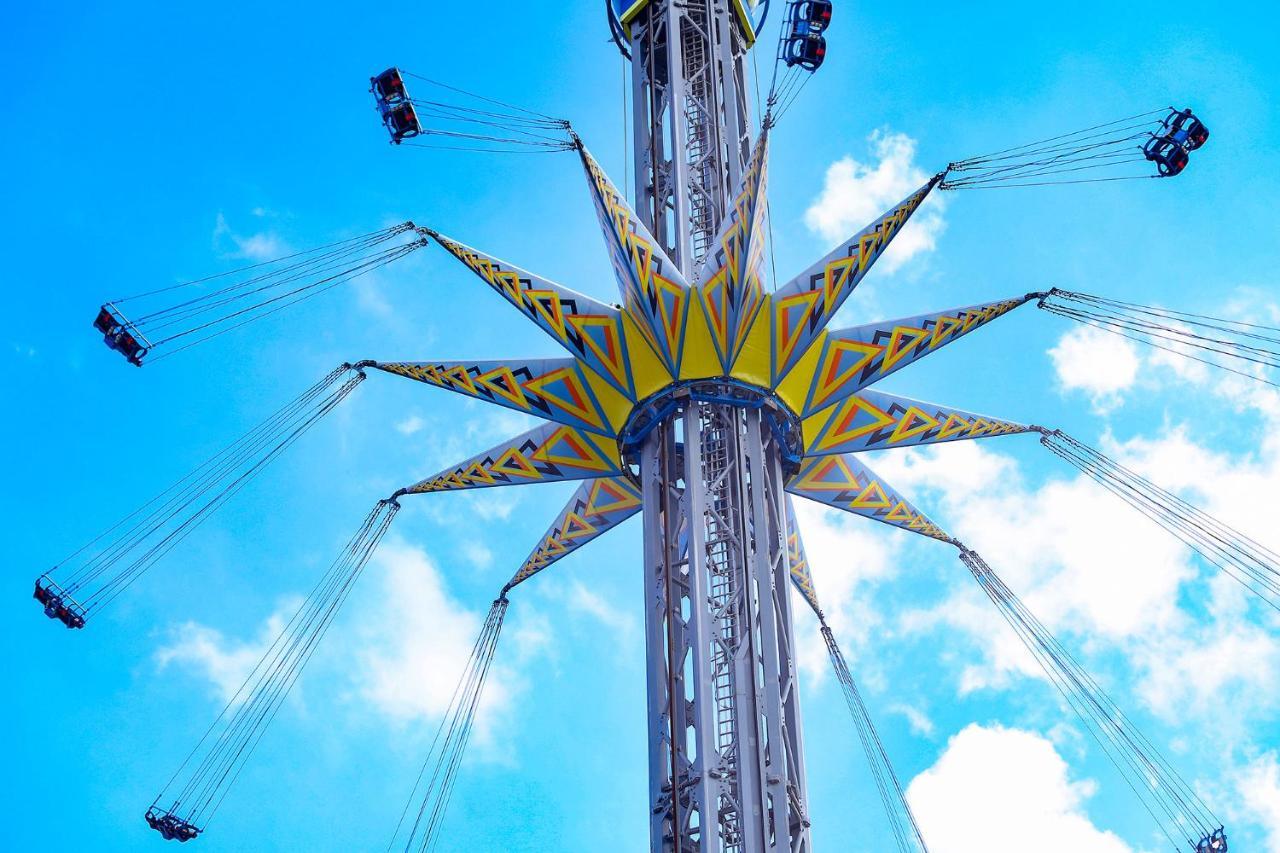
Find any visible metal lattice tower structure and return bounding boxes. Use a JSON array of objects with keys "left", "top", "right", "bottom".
[
  {"left": 42, "top": 7, "right": 1235, "bottom": 851},
  {"left": 624, "top": 4, "right": 811, "bottom": 850}
]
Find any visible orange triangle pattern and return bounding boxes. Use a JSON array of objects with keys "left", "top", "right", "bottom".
[
  {"left": 806, "top": 392, "right": 1030, "bottom": 455},
  {"left": 771, "top": 179, "right": 937, "bottom": 382},
  {"left": 784, "top": 501, "right": 822, "bottom": 616},
  {"left": 509, "top": 475, "right": 644, "bottom": 586},
  {"left": 581, "top": 150, "right": 689, "bottom": 373},
  {"left": 431, "top": 233, "right": 635, "bottom": 398},
  {"left": 696, "top": 130, "right": 770, "bottom": 370},
  {"left": 376, "top": 359, "right": 611, "bottom": 435},
  {"left": 788, "top": 453, "right": 951, "bottom": 542},
  {"left": 408, "top": 425, "right": 621, "bottom": 494},
  {"left": 793, "top": 296, "right": 1030, "bottom": 416}
]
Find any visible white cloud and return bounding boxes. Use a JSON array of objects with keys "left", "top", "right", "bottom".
[
  {"left": 908, "top": 724, "right": 1135, "bottom": 853},
  {"left": 890, "top": 703, "right": 937, "bottom": 738},
  {"left": 154, "top": 600, "right": 299, "bottom": 703},
  {"left": 395, "top": 415, "right": 425, "bottom": 436},
  {"left": 1234, "top": 753, "right": 1280, "bottom": 851},
  {"left": 883, "top": 358, "right": 1280, "bottom": 724},
  {"left": 790, "top": 498, "right": 903, "bottom": 684},
  {"left": 804, "top": 129, "right": 946, "bottom": 275},
  {"left": 1047, "top": 324, "right": 1141, "bottom": 412},
  {"left": 213, "top": 212, "right": 286, "bottom": 261},
  {"left": 460, "top": 539, "right": 494, "bottom": 570},
  {"left": 354, "top": 540, "right": 506, "bottom": 728},
  {"left": 563, "top": 580, "right": 635, "bottom": 638}
]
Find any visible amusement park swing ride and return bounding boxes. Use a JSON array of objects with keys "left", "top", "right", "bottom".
[{"left": 30, "top": 1, "right": 1265, "bottom": 851}]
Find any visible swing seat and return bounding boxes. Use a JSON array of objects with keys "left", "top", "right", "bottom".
[
  {"left": 33, "top": 578, "right": 86, "bottom": 628},
  {"left": 145, "top": 807, "right": 201, "bottom": 842},
  {"left": 382, "top": 102, "right": 423, "bottom": 145},
  {"left": 93, "top": 306, "right": 120, "bottom": 336},
  {"left": 1165, "top": 108, "right": 1209, "bottom": 151},
  {"left": 1143, "top": 135, "right": 1189, "bottom": 177},
  {"left": 371, "top": 67, "right": 408, "bottom": 106},
  {"left": 783, "top": 34, "right": 827, "bottom": 70}
]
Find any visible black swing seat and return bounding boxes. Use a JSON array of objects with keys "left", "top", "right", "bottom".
[
  {"left": 1164, "top": 108, "right": 1210, "bottom": 151},
  {"left": 783, "top": 34, "right": 827, "bottom": 70},
  {"left": 382, "top": 101, "right": 423, "bottom": 145},
  {"left": 1196, "top": 828, "right": 1228, "bottom": 853},
  {"left": 145, "top": 807, "right": 201, "bottom": 843},
  {"left": 93, "top": 306, "right": 120, "bottom": 336},
  {"left": 782, "top": 0, "right": 832, "bottom": 70},
  {"left": 93, "top": 305, "right": 149, "bottom": 366},
  {"left": 371, "top": 67, "right": 408, "bottom": 106},
  {"left": 33, "top": 577, "right": 86, "bottom": 629},
  {"left": 1143, "top": 135, "right": 1189, "bottom": 177}
]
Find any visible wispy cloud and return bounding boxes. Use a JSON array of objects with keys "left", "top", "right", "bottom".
[
  {"left": 564, "top": 579, "right": 635, "bottom": 638},
  {"left": 212, "top": 212, "right": 287, "bottom": 261},
  {"left": 395, "top": 415, "right": 425, "bottom": 436},
  {"left": 154, "top": 599, "right": 300, "bottom": 704}
]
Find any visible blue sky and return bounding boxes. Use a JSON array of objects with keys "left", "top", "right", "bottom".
[{"left": 4, "top": 1, "right": 1280, "bottom": 851}]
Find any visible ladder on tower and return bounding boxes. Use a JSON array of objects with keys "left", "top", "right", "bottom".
[
  {"left": 680, "top": 8, "right": 721, "bottom": 267},
  {"left": 700, "top": 406, "right": 745, "bottom": 851}
]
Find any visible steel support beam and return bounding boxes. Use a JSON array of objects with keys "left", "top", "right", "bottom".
[
  {"left": 628, "top": 0, "right": 751, "bottom": 275},
  {"left": 639, "top": 401, "right": 811, "bottom": 852},
  {"left": 628, "top": 2, "right": 811, "bottom": 850}
]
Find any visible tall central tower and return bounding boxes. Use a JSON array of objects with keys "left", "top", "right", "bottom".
[{"left": 613, "top": 3, "right": 812, "bottom": 850}]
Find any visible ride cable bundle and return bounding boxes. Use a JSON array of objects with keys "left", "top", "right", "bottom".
[
  {"left": 766, "top": 1, "right": 833, "bottom": 121},
  {"left": 822, "top": 623, "right": 929, "bottom": 853},
  {"left": 956, "top": 547, "right": 1224, "bottom": 853},
  {"left": 370, "top": 68, "right": 574, "bottom": 153},
  {"left": 387, "top": 593, "right": 511, "bottom": 853},
  {"left": 1038, "top": 289, "right": 1280, "bottom": 387},
  {"left": 33, "top": 0, "right": 1254, "bottom": 847},
  {"left": 1040, "top": 430, "right": 1280, "bottom": 611},
  {"left": 94, "top": 224, "right": 425, "bottom": 366},
  {"left": 32, "top": 364, "right": 368, "bottom": 628},
  {"left": 146, "top": 498, "right": 400, "bottom": 842},
  {"left": 941, "top": 107, "right": 1209, "bottom": 189}
]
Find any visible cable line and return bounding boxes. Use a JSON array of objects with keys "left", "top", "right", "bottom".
[
  {"left": 370, "top": 68, "right": 573, "bottom": 153},
  {"left": 764, "top": 1, "right": 831, "bottom": 125},
  {"left": 94, "top": 224, "right": 425, "bottom": 366},
  {"left": 1039, "top": 430, "right": 1280, "bottom": 612},
  {"left": 1038, "top": 289, "right": 1280, "bottom": 387},
  {"left": 145, "top": 498, "right": 400, "bottom": 842},
  {"left": 941, "top": 107, "right": 1209, "bottom": 189},
  {"left": 821, "top": 622, "right": 929, "bottom": 853},
  {"left": 955, "top": 546, "right": 1225, "bottom": 853},
  {"left": 32, "top": 364, "right": 369, "bottom": 628},
  {"left": 387, "top": 592, "right": 511, "bottom": 853}
]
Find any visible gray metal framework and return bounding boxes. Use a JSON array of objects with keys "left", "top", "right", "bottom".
[
  {"left": 624, "top": 4, "right": 811, "bottom": 849},
  {"left": 628, "top": 0, "right": 752, "bottom": 270}
]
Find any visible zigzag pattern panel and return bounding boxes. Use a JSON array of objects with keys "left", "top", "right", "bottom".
[
  {"left": 796, "top": 295, "right": 1032, "bottom": 416},
  {"left": 785, "top": 496, "right": 822, "bottom": 616},
  {"left": 508, "top": 475, "right": 644, "bottom": 588},
  {"left": 405, "top": 422, "right": 622, "bottom": 495},
  {"left": 578, "top": 145, "right": 691, "bottom": 375},
  {"left": 372, "top": 358, "right": 618, "bottom": 436},
  {"left": 696, "top": 129, "right": 770, "bottom": 370},
  {"left": 804, "top": 389, "right": 1031, "bottom": 456},
  {"left": 769, "top": 176, "right": 942, "bottom": 384},
  {"left": 787, "top": 453, "right": 951, "bottom": 542},
  {"left": 428, "top": 230, "right": 635, "bottom": 399}
]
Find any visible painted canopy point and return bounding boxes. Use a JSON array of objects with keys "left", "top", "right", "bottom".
[{"left": 385, "top": 128, "right": 1030, "bottom": 584}]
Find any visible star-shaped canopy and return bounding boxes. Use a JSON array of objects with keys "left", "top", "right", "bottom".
[{"left": 373, "top": 129, "right": 1040, "bottom": 595}]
